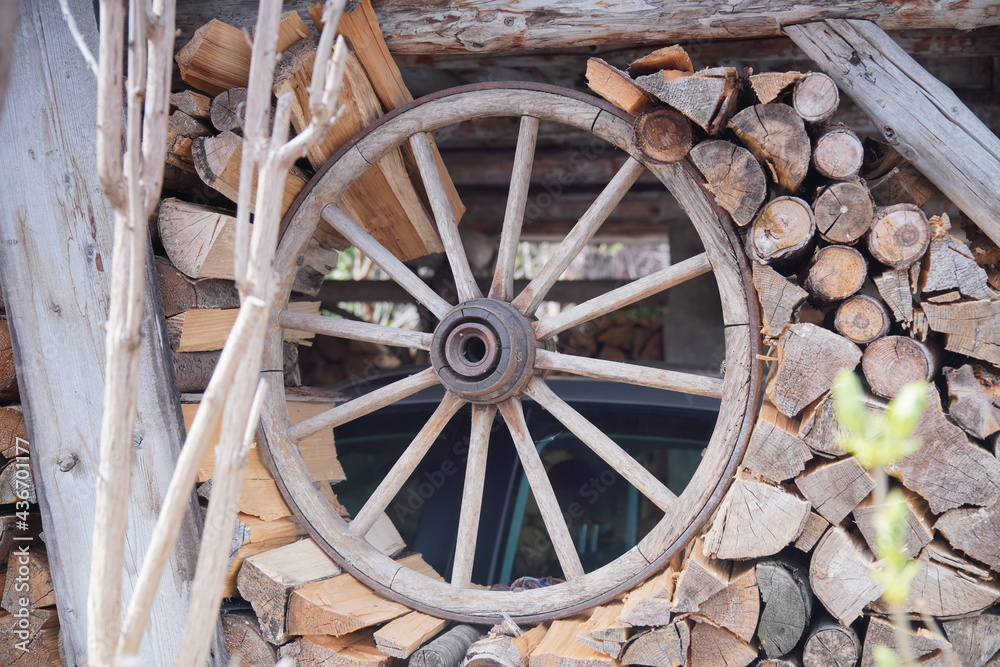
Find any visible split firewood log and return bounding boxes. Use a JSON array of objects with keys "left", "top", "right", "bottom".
[
  {"left": 752, "top": 263, "right": 808, "bottom": 341},
  {"left": 528, "top": 619, "right": 617, "bottom": 667},
  {"left": 750, "top": 71, "right": 802, "bottom": 104},
  {"left": 279, "top": 629, "right": 396, "bottom": 666},
  {"left": 672, "top": 538, "right": 728, "bottom": 613},
  {"left": 191, "top": 131, "right": 308, "bottom": 215},
  {"left": 167, "top": 302, "right": 318, "bottom": 352},
  {"left": 693, "top": 563, "right": 758, "bottom": 644},
  {"left": 869, "top": 542, "right": 1000, "bottom": 618},
  {"left": 237, "top": 538, "right": 342, "bottom": 644},
  {"left": 374, "top": 611, "right": 448, "bottom": 659},
  {"left": 742, "top": 400, "right": 811, "bottom": 482},
  {"left": 586, "top": 58, "right": 658, "bottom": 116},
  {"left": 174, "top": 342, "right": 300, "bottom": 393},
  {"left": 793, "top": 72, "right": 839, "bottom": 124},
  {"left": 170, "top": 90, "right": 212, "bottom": 120},
  {"left": 210, "top": 86, "right": 247, "bottom": 132},
  {"left": 756, "top": 558, "right": 813, "bottom": 659},
  {"left": 577, "top": 603, "right": 627, "bottom": 659},
  {"left": 923, "top": 298, "right": 1000, "bottom": 365},
  {"left": 860, "top": 617, "right": 954, "bottom": 667},
  {"left": 636, "top": 66, "right": 740, "bottom": 135},
  {"left": 920, "top": 233, "right": 997, "bottom": 301},
  {"left": 873, "top": 269, "right": 914, "bottom": 325},
  {"left": 833, "top": 294, "right": 891, "bottom": 345},
  {"left": 809, "top": 527, "right": 884, "bottom": 626},
  {"left": 0, "top": 456, "right": 35, "bottom": 504},
  {"left": 689, "top": 140, "right": 767, "bottom": 227},
  {"left": 702, "top": 476, "right": 810, "bottom": 559},
  {"left": 795, "top": 457, "right": 875, "bottom": 525},
  {"left": 936, "top": 500, "right": 1000, "bottom": 572},
  {"left": 156, "top": 256, "right": 239, "bottom": 317},
  {"left": 803, "top": 245, "right": 867, "bottom": 304},
  {"left": 0, "top": 319, "right": 18, "bottom": 403},
  {"left": 746, "top": 197, "right": 816, "bottom": 267},
  {"left": 633, "top": 108, "right": 692, "bottom": 164},
  {"left": 0, "top": 405, "right": 26, "bottom": 459},
  {"left": 767, "top": 323, "right": 861, "bottom": 417},
  {"left": 943, "top": 364, "right": 1000, "bottom": 439},
  {"left": 165, "top": 110, "right": 212, "bottom": 173},
  {"left": 618, "top": 567, "right": 673, "bottom": 627},
  {"left": 688, "top": 620, "right": 757, "bottom": 667},
  {"left": 794, "top": 512, "right": 829, "bottom": 553},
  {"left": 1, "top": 547, "right": 55, "bottom": 612},
  {"left": 221, "top": 611, "right": 278, "bottom": 666},
  {"left": 0, "top": 608, "right": 60, "bottom": 666},
  {"left": 287, "top": 554, "right": 441, "bottom": 636},
  {"left": 729, "top": 103, "right": 811, "bottom": 193},
  {"left": 867, "top": 203, "right": 932, "bottom": 270},
  {"left": 175, "top": 19, "right": 252, "bottom": 96},
  {"left": 942, "top": 613, "right": 1000, "bottom": 667},
  {"left": 812, "top": 126, "right": 864, "bottom": 181},
  {"left": 853, "top": 490, "right": 933, "bottom": 559},
  {"left": 620, "top": 621, "right": 689, "bottom": 667},
  {"left": 627, "top": 44, "right": 693, "bottom": 77},
  {"left": 892, "top": 386, "right": 1000, "bottom": 513},
  {"left": 463, "top": 624, "right": 545, "bottom": 667},
  {"left": 813, "top": 181, "right": 874, "bottom": 245},
  {"left": 802, "top": 616, "right": 860, "bottom": 667},
  {"left": 861, "top": 335, "right": 937, "bottom": 399},
  {"left": 798, "top": 394, "right": 849, "bottom": 458}
]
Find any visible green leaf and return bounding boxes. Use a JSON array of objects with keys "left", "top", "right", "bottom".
[
  {"left": 873, "top": 644, "right": 903, "bottom": 667},
  {"left": 833, "top": 369, "right": 867, "bottom": 435}
]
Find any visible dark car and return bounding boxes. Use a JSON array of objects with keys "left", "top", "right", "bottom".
[{"left": 330, "top": 369, "right": 720, "bottom": 586}]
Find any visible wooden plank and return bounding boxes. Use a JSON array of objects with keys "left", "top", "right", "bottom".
[
  {"left": 363, "top": 2, "right": 1000, "bottom": 54},
  {"left": 0, "top": 0, "right": 223, "bottom": 663},
  {"left": 786, "top": 19, "right": 1000, "bottom": 249},
  {"left": 373, "top": 611, "right": 448, "bottom": 658}
]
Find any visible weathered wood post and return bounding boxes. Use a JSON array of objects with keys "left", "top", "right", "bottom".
[{"left": 0, "top": 0, "right": 224, "bottom": 663}]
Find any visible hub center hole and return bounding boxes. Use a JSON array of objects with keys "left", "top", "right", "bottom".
[{"left": 462, "top": 335, "right": 488, "bottom": 364}]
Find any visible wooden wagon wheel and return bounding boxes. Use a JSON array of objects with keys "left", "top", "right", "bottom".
[{"left": 258, "top": 81, "right": 762, "bottom": 623}]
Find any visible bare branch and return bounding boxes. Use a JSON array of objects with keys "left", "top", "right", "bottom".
[{"left": 57, "top": 0, "right": 99, "bottom": 77}]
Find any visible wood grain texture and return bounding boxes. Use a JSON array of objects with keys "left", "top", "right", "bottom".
[
  {"left": 0, "top": 1, "right": 222, "bottom": 663},
  {"left": 794, "top": 457, "right": 874, "bottom": 525},
  {"left": 809, "top": 527, "right": 883, "bottom": 626},
  {"left": 756, "top": 559, "right": 812, "bottom": 658},
  {"left": 367, "top": 2, "right": 1000, "bottom": 54},
  {"left": 787, "top": 19, "right": 1000, "bottom": 249},
  {"left": 767, "top": 323, "right": 861, "bottom": 417},
  {"left": 702, "top": 477, "right": 810, "bottom": 560},
  {"left": 742, "top": 400, "right": 811, "bottom": 483}
]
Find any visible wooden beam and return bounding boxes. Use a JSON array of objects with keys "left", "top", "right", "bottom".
[
  {"left": 0, "top": 0, "right": 223, "bottom": 663},
  {"left": 368, "top": 2, "right": 1000, "bottom": 54},
  {"left": 786, "top": 19, "right": 1000, "bottom": 248}
]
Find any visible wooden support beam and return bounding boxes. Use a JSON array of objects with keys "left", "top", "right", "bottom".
[
  {"left": 0, "top": 1, "right": 223, "bottom": 663},
  {"left": 364, "top": 3, "right": 1000, "bottom": 54},
  {"left": 786, "top": 19, "right": 1000, "bottom": 249}
]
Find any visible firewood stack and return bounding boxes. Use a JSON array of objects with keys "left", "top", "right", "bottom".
[
  {"left": 579, "top": 44, "right": 1000, "bottom": 667},
  {"left": 148, "top": 3, "right": 1000, "bottom": 664},
  {"left": 0, "top": 305, "right": 63, "bottom": 665}
]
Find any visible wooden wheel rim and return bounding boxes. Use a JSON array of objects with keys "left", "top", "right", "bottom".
[{"left": 259, "top": 82, "right": 762, "bottom": 623}]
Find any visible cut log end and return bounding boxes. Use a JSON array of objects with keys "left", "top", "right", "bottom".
[
  {"left": 867, "top": 203, "right": 932, "bottom": 270},
  {"left": 804, "top": 245, "right": 868, "bottom": 304},
  {"left": 793, "top": 72, "right": 840, "bottom": 124},
  {"left": 834, "top": 294, "right": 891, "bottom": 345},
  {"left": 633, "top": 108, "right": 693, "bottom": 164},
  {"left": 862, "top": 335, "right": 937, "bottom": 399},
  {"left": 812, "top": 127, "right": 864, "bottom": 180},
  {"left": 747, "top": 196, "right": 816, "bottom": 267},
  {"left": 813, "top": 181, "right": 874, "bottom": 245}
]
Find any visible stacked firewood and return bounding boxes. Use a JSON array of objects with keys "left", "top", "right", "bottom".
[
  {"left": 0, "top": 308, "right": 63, "bottom": 665},
  {"left": 577, "top": 44, "right": 1000, "bottom": 667}
]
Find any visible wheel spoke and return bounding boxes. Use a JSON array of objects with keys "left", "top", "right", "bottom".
[
  {"left": 286, "top": 368, "right": 440, "bottom": 442},
  {"left": 277, "top": 310, "right": 433, "bottom": 350},
  {"left": 322, "top": 205, "right": 453, "bottom": 319},
  {"left": 451, "top": 404, "right": 496, "bottom": 587},
  {"left": 490, "top": 116, "right": 540, "bottom": 302},
  {"left": 498, "top": 398, "right": 585, "bottom": 580},
  {"left": 534, "top": 349, "right": 723, "bottom": 399},
  {"left": 533, "top": 252, "right": 712, "bottom": 339},
  {"left": 524, "top": 378, "right": 677, "bottom": 513},
  {"left": 350, "top": 393, "right": 465, "bottom": 537},
  {"left": 409, "top": 132, "right": 482, "bottom": 303},
  {"left": 511, "top": 157, "right": 646, "bottom": 316}
]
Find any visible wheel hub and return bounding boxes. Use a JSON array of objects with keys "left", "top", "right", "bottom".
[{"left": 431, "top": 298, "right": 537, "bottom": 403}]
